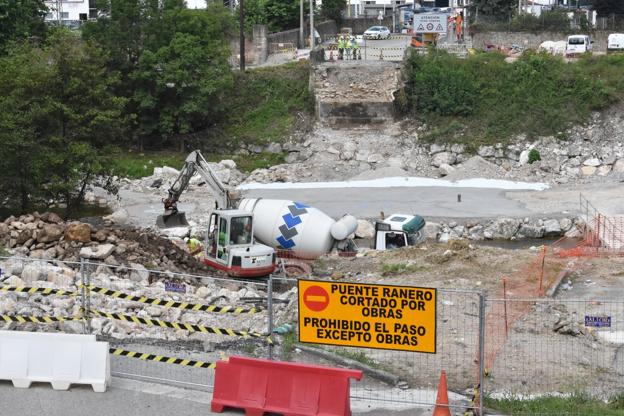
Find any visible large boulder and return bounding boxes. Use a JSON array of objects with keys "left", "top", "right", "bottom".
[
  {"left": 517, "top": 223, "right": 544, "bottom": 239},
  {"left": 21, "top": 264, "right": 45, "bottom": 284},
  {"left": 40, "top": 212, "right": 63, "bottom": 224},
  {"left": 484, "top": 218, "right": 521, "bottom": 239},
  {"left": 431, "top": 152, "right": 456, "bottom": 168},
  {"left": 0, "top": 223, "right": 8, "bottom": 237},
  {"left": 104, "top": 208, "right": 129, "bottom": 225},
  {"left": 16, "top": 229, "right": 32, "bottom": 245},
  {"left": 79, "top": 243, "right": 115, "bottom": 260},
  {"left": 129, "top": 263, "right": 150, "bottom": 283},
  {"left": 355, "top": 220, "right": 375, "bottom": 239},
  {"left": 543, "top": 219, "right": 562, "bottom": 236},
  {"left": 37, "top": 223, "right": 65, "bottom": 243},
  {"left": 65, "top": 223, "right": 91, "bottom": 243}
]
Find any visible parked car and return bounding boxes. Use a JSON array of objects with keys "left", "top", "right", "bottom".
[
  {"left": 363, "top": 26, "right": 391, "bottom": 40},
  {"left": 607, "top": 33, "right": 624, "bottom": 54},
  {"left": 566, "top": 34, "right": 593, "bottom": 57}
]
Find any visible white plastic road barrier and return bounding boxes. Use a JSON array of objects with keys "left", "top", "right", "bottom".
[{"left": 0, "top": 330, "right": 110, "bottom": 392}]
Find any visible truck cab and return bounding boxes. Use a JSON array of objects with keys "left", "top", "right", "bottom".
[
  {"left": 204, "top": 210, "right": 276, "bottom": 277},
  {"left": 374, "top": 214, "right": 426, "bottom": 250},
  {"left": 566, "top": 35, "right": 592, "bottom": 57}
]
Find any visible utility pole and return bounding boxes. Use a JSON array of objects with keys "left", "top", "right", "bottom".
[
  {"left": 300, "top": 0, "right": 304, "bottom": 48},
  {"left": 309, "top": 0, "right": 314, "bottom": 49},
  {"left": 239, "top": 0, "right": 245, "bottom": 71}
]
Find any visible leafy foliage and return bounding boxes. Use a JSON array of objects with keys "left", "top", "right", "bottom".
[
  {"left": 320, "top": 0, "right": 346, "bottom": 25},
  {"left": 218, "top": 61, "right": 312, "bottom": 146},
  {"left": 0, "top": 29, "right": 125, "bottom": 213},
  {"left": 471, "top": 0, "right": 515, "bottom": 20},
  {"left": 528, "top": 149, "right": 541, "bottom": 164},
  {"left": 402, "top": 50, "right": 624, "bottom": 145},
  {"left": 591, "top": 0, "right": 624, "bottom": 16},
  {"left": 0, "top": 0, "right": 47, "bottom": 53},
  {"left": 83, "top": 1, "right": 235, "bottom": 149}
]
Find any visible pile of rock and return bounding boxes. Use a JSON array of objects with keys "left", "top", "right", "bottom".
[
  {"left": 0, "top": 254, "right": 298, "bottom": 341},
  {"left": 0, "top": 212, "right": 208, "bottom": 273},
  {"left": 422, "top": 216, "right": 580, "bottom": 242},
  {"left": 239, "top": 105, "right": 624, "bottom": 186}
]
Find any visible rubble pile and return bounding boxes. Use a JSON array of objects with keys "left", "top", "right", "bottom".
[
  {"left": 0, "top": 212, "right": 208, "bottom": 274},
  {"left": 241, "top": 105, "right": 624, "bottom": 185},
  {"left": 0, "top": 254, "right": 298, "bottom": 341}
]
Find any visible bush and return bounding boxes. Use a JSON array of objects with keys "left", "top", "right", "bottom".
[
  {"left": 401, "top": 50, "right": 621, "bottom": 144},
  {"left": 528, "top": 149, "right": 541, "bottom": 164}
]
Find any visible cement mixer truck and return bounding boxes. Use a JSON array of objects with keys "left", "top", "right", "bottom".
[{"left": 157, "top": 150, "right": 358, "bottom": 277}]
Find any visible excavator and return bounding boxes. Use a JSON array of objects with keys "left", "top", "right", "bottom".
[{"left": 157, "top": 151, "right": 276, "bottom": 278}]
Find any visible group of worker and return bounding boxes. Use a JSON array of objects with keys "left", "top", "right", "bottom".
[{"left": 336, "top": 35, "right": 361, "bottom": 60}]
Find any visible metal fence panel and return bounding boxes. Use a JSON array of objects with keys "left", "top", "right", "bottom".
[
  {"left": 275, "top": 283, "right": 484, "bottom": 414},
  {"left": 484, "top": 298, "right": 624, "bottom": 400}
]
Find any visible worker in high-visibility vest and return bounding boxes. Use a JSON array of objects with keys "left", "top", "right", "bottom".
[
  {"left": 186, "top": 237, "right": 203, "bottom": 257},
  {"left": 345, "top": 36, "right": 353, "bottom": 60},
  {"left": 337, "top": 35, "right": 345, "bottom": 60},
  {"left": 351, "top": 36, "right": 361, "bottom": 60}
]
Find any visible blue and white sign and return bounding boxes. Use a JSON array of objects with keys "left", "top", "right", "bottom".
[
  {"left": 584, "top": 315, "right": 611, "bottom": 328},
  {"left": 165, "top": 281, "right": 186, "bottom": 294}
]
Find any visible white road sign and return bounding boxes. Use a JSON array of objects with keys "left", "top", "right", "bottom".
[{"left": 413, "top": 13, "right": 448, "bottom": 34}]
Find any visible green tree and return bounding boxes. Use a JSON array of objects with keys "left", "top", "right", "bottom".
[
  {"left": 83, "top": 1, "right": 234, "bottom": 150},
  {"left": 0, "top": 29, "right": 126, "bottom": 214},
  {"left": 472, "top": 0, "right": 515, "bottom": 20},
  {"left": 320, "top": 0, "right": 345, "bottom": 25},
  {"left": 0, "top": 0, "right": 48, "bottom": 53},
  {"left": 591, "top": 0, "right": 624, "bottom": 16},
  {"left": 264, "top": 0, "right": 299, "bottom": 32},
  {"left": 132, "top": 6, "right": 234, "bottom": 150}
]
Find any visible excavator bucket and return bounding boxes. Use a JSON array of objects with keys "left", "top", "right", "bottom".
[{"left": 156, "top": 212, "right": 190, "bottom": 228}]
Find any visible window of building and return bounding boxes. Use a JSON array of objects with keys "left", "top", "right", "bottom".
[
  {"left": 60, "top": 11, "right": 69, "bottom": 19},
  {"left": 79, "top": 13, "right": 87, "bottom": 20}
]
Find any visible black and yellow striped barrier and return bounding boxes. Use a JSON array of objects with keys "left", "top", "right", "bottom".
[
  {"left": 109, "top": 347, "right": 217, "bottom": 369},
  {"left": 90, "top": 309, "right": 272, "bottom": 343},
  {"left": 0, "top": 286, "right": 78, "bottom": 297},
  {"left": 84, "top": 285, "right": 259, "bottom": 315},
  {"left": 0, "top": 314, "right": 82, "bottom": 324}
]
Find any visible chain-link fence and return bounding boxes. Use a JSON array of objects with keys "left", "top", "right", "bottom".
[
  {"left": 484, "top": 298, "right": 624, "bottom": 399},
  {"left": 274, "top": 285, "right": 485, "bottom": 415},
  {"left": 2, "top": 254, "right": 624, "bottom": 414}
]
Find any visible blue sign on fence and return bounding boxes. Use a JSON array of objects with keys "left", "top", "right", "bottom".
[
  {"left": 165, "top": 281, "right": 186, "bottom": 294},
  {"left": 584, "top": 315, "right": 611, "bottom": 328}
]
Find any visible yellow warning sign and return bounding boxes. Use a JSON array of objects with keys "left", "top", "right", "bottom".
[{"left": 298, "top": 280, "right": 436, "bottom": 353}]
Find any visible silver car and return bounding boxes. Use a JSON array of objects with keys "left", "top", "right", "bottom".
[{"left": 363, "top": 26, "right": 390, "bottom": 40}]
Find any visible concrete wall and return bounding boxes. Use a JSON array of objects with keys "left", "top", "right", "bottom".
[
  {"left": 317, "top": 101, "right": 394, "bottom": 126},
  {"left": 471, "top": 30, "right": 612, "bottom": 53},
  {"left": 266, "top": 21, "right": 338, "bottom": 48}
]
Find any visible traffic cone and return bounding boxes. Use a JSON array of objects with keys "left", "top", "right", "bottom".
[
  {"left": 432, "top": 370, "right": 451, "bottom": 416},
  {"left": 329, "top": 49, "right": 334, "bottom": 61}
]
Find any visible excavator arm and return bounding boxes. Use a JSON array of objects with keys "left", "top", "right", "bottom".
[{"left": 157, "top": 150, "right": 230, "bottom": 228}]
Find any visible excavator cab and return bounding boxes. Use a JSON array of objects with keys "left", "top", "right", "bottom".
[{"left": 203, "top": 210, "right": 276, "bottom": 277}]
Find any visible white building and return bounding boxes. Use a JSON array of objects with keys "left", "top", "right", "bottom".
[{"left": 44, "top": 0, "right": 91, "bottom": 23}]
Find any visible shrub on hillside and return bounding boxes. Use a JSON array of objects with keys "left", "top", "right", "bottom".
[{"left": 401, "top": 50, "right": 619, "bottom": 143}]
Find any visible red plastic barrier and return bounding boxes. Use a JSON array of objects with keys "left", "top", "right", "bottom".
[{"left": 211, "top": 356, "right": 363, "bottom": 416}]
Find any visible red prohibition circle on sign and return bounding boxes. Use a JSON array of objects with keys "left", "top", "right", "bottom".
[{"left": 303, "top": 285, "right": 330, "bottom": 312}]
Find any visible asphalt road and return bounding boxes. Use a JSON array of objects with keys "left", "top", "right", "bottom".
[
  {"left": 243, "top": 186, "right": 546, "bottom": 221},
  {"left": 0, "top": 378, "right": 435, "bottom": 416},
  {"left": 241, "top": 182, "right": 624, "bottom": 221}
]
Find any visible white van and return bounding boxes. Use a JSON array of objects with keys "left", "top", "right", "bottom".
[
  {"left": 566, "top": 35, "right": 593, "bottom": 57},
  {"left": 607, "top": 33, "right": 624, "bottom": 54}
]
